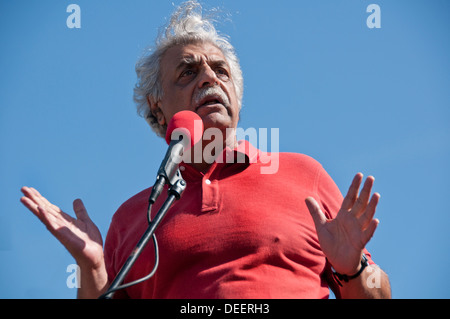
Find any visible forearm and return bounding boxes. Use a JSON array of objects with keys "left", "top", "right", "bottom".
[
  {"left": 337, "top": 264, "right": 391, "bottom": 299},
  {"left": 77, "top": 263, "right": 109, "bottom": 299}
]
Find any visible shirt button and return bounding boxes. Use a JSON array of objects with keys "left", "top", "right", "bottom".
[
  {"left": 205, "top": 179, "right": 211, "bottom": 185},
  {"left": 179, "top": 165, "right": 185, "bottom": 171}
]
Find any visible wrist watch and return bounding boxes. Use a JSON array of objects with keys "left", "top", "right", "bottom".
[{"left": 332, "top": 254, "right": 369, "bottom": 286}]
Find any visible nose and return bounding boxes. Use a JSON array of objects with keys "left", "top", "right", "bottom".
[{"left": 198, "top": 64, "right": 219, "bottom": 88}]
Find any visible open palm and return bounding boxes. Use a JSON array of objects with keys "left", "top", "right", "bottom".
[
  {"left": 305, "top": 173, "right": 380, "bottom": 275},
  {"left": 20, "top": 187, "right": 104, "bottom": 270}
]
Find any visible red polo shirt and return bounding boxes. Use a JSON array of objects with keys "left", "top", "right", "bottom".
[{"left": 104, "top": 141, "right": 373, "bottom": 298}]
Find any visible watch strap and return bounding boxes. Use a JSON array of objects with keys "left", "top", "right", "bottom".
[{"left": 332, "top": 254, "right": 369, "bottom": 286}]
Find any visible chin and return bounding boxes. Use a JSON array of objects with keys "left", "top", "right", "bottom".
[
  {"left": 201, "top": 118, "right": 229, "bottom": 132},
  {"left": 197, "top": 108, "right": 224, "bottom": 124}
]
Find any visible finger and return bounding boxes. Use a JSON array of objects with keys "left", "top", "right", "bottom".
[
  {"left": 21, "top": 187, "right": 55, "bottom": 214},
  {"left": 352, "top": 176, "right": 375, "bottom": 217},
  {"left": 36, "top": 206, "right": 61, "bottom": 230},
  {"left": 341, "top": 173, "right": 363, "bottom": 211},
  {"left": 26, "top": 187, "right": 62, "bottom": 213},
  {"left": 359, "top": 192, "right": 380, "bottom": 229},
  {"left": 21, "top": 186, "right": 45, "bottom": 204},
  {"left": 35, "top": 206, "right": 79, "bottom": 245},
  {"left": 21, "top": 196, "right": 60, "bottom": 230},
  {"left": 21, "top": 187, "right": 74, "bottom": 225},
  {"left": 305, "top": 196, "right": 327, "bottom": 230},
  {"left": 20, "top": 195, "right": 41, "bottom": 217},
  {"left": 73, "top": 199, "right": 91, "bottom": 222},
  {"left": 21, "top": 186, "right": 38, "bottom": 204},
  {"left": 362, "top": 218, "right": 379, "bottom": 246}
]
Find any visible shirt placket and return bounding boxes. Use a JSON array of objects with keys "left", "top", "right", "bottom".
[{"left": 200, "top": 162, "right": 225, "bottom": 213}]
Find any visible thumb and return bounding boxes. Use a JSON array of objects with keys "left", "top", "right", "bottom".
[
  {"left": 305, "top": 196, "right": 327, "bottom": 230},
  {"left": 73, "top": 198, "right": 91, "bottom": 222}
]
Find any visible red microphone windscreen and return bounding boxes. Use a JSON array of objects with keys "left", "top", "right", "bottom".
[{"left": 165, "top": 111, "right": 204, "bottom": 148}]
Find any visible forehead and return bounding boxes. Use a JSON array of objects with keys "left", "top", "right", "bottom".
[{"left": 161, "top": 42, "right": 228, "bottom": 72}]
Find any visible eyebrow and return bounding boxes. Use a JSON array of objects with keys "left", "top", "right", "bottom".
[
  {"left": 175, "top": 56, "right": 201, "bottom": 72},
  {"left": 175, "top": 55, "right": 230, "bottom": 72}
]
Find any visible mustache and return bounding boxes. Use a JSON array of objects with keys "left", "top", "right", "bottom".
[{"left": 193, "top": 86, "right": 230, "bottom": 108}]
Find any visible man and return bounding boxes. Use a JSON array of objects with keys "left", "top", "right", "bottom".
[{"left": 20, "top": 1, "right": 391, "bottom": 299}]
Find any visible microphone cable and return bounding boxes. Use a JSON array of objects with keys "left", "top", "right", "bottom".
[{"left": 98, "top": 200, "right": 160, "bottom": 298}]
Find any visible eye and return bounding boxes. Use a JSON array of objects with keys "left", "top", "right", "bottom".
[
  {"left": 180, "top": 69, "right": 195, "bottom": 78},
  {"left": 215, "top": 67, "right": 229, "bottom": 79}
]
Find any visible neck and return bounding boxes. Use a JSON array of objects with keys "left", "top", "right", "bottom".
[{"left": 186, "top": 129, "right": 237, "bottom": 173}]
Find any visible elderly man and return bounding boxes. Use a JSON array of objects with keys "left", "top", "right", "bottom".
[{"left": 20, "top": 1, "right": 391, "bottom": 299}]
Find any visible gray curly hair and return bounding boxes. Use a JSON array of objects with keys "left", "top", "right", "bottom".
[{"left": 133, "top": 1, "right": 244, "bottom": 137}]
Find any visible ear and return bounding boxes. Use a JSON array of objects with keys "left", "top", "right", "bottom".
[{"left": 147, "top": 96, "right": 166, "bottom": 126}]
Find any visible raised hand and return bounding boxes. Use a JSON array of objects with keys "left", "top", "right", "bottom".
[
  {"left": 20, "top": 186, "right": 105, "bottom": 271},
  {"left": 305, "top": 173, "right": 380, "bottom": 276}
]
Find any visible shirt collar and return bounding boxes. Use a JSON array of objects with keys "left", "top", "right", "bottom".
[
  {"left": 225, "top": 140, "right": 259, "bottom": 164},
  {"left": 179, "top": 140, "right": 260, "bottom": 180}
]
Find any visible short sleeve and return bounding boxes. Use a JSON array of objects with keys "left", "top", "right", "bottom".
[{"left": 103, "top": 214, "right": 130, "bottom": 299}]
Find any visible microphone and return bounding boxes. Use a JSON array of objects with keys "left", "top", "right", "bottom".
[
  {"left": 148, "top": 110, "right": 203, "bottom": 204},
  {"left": 100, "top": 111, "right": 203, "bottom": 299}
]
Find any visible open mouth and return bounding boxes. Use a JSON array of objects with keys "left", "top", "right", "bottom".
[{"left": 195, "top": 95, "right": 225, "bottom": 110}]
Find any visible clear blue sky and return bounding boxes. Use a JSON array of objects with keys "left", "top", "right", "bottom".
[{"left": 1, "top": 0, "right": 449, "bottom": 298}]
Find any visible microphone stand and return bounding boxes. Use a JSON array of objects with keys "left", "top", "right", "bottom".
[{"left": 99, "top": 172, "right": 186, "bottom": 299}]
